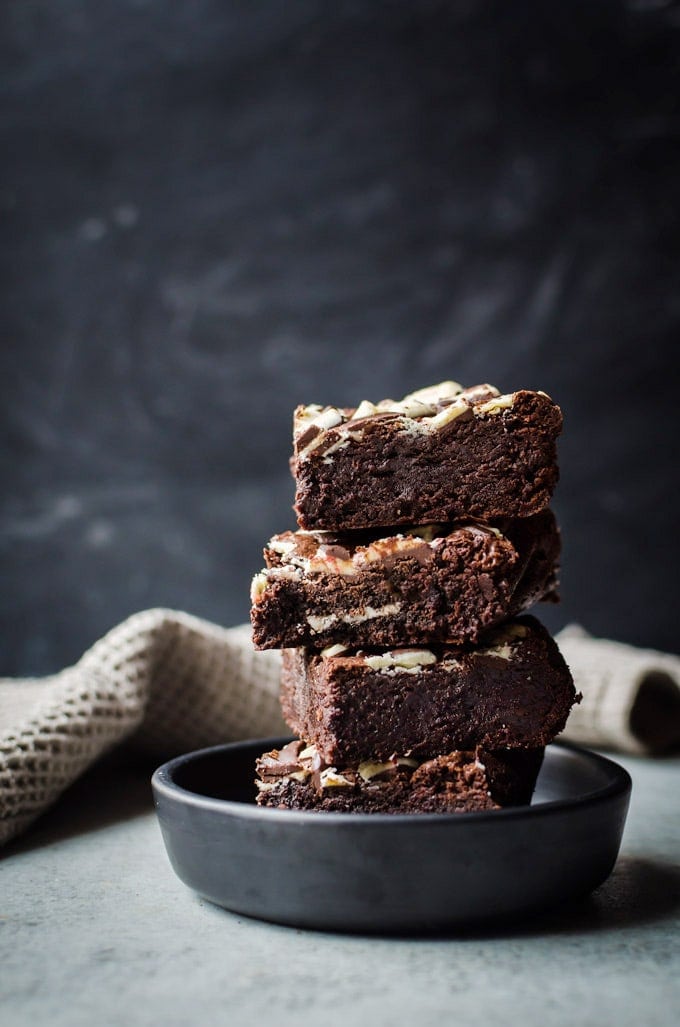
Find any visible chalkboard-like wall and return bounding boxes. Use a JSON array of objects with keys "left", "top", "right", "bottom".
[{"left": 1, "top": 1, "right": 679, "bottom": 674}]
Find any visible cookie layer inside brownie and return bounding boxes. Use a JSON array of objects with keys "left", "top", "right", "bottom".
[
  {"left": 256, "top": 739, "right": 544, "bottom": 813},
  {"left": 251, "top": 511, "right": 559, "bottom": 649}
]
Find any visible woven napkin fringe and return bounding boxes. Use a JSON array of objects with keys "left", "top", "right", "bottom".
[
  {"left": 0, "top": 609, "right": 285, "bottom": 846},
  {"left": 556, "top": 624, "right": 680, "bottom": 756}
]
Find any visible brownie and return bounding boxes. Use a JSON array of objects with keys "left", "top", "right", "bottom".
[
  {"left": 280, "top": 616, "right": 578, "bottom": 764},
  {"left": 292, "top": 382, "right": 562, "bottom": 530},
  {"left": 256, "top": 739, "right": 544, "bottom": 813},
  {"left": 251, "top": 511, "right": 560, "bottom": 650}
]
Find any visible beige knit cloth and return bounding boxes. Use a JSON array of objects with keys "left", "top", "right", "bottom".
[{"left": 1, "top": 609, "right": 678, "bottom": 847}]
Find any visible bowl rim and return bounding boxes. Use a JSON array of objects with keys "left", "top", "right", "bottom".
[{"left": 151, "top": 737, "right": 632, "bottom": 827}]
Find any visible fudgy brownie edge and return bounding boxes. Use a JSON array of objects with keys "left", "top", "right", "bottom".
[{"left": 280, "top": 616, "right": 579, "bottom": 764}]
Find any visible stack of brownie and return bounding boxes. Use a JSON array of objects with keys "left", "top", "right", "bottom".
[{"left": 251, "top": 381, "right": 578, "bottom": 814}]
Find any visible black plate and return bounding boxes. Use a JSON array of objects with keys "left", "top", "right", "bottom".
[{"left": 152, "top": 738, "right": 631, "bottom": 933}]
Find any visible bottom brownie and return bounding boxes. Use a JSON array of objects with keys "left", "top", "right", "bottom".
[{"left": 255, "top": 739, "right": 544, "bottom": 814}]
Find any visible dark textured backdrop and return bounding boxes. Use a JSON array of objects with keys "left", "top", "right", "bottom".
[{"left": 1, "top": 0, "right": 679, "bottom": 674}]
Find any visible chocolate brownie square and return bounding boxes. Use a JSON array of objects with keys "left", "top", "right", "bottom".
[
  {"left": 292, "top": 382, "right": 562, "bottom": 530},
  {"left": 256, "top": 739, "right": 544, "bottom": 813},
  {"left": 280, "top": 616, "right": 578, "bottom": 764},
  {"left": 251, "top": 511, "right": 559, "bottom": 650}
]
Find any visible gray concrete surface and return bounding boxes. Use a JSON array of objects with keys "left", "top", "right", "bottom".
[{"left": 2, "top": 751, "right": 679, "bottom": 1027}]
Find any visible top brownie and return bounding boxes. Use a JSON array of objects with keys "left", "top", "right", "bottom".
[{"left": 292, "top": 381, "right": 562, "bottom": 530}]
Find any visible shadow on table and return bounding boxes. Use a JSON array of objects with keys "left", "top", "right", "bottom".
[
  {"left": 513, "top": 854, "right": 680, "bottom": 935},
  {"left": 396, "top": 855, "right": 680, "bottom": 941},
  {"left": 534, "top": 854, "right": 680, "bottom": 936},
  {"left": 0, "top": 749, "right": 157, "bottom": 859}
]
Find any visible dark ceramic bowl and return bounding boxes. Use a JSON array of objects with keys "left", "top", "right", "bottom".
[{"left": 152, "top": 738, "right": 631, "bottom": 933}]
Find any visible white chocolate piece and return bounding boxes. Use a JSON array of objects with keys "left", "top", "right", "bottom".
[
  {"left": 404, "top": 381, "right": 464, "bottom": 405},
  {"left": 321, "top": 643, "right": 349, "bottom": 658},
  {"left": 364, "top": 649, "right": 437, "bottom": 671},
  {"left": 310, "top": 603, "right": 402, "bottom": 635},
  {"left": 268, "top": 538, "right": 296, "bottom": 556},
  {"left": 428, "top": 399, "right": 470, "bottom": 429},
  {"left": 358, "top": 756, "right": 420, "bottom": 781},
  {"left": 306, "top": 613, "right": 338, "bottom": 633},
  {"left": 319, "top": 768, "right": 353, "bottom": 789},
  {"left": 358, "top": 760, "right": 398, "bottom": 782},
  {"left": 351, "top": 399, "right": 378, "bottom": 419},
  {"left": 474, "top": 393, "right": 515, "bottom": 416},
  {"left": 250, "top": 572, "right": 268, "bottom": 602},
  {"left": 309, "top": 407, "right": 344, "bottom": 431}
]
